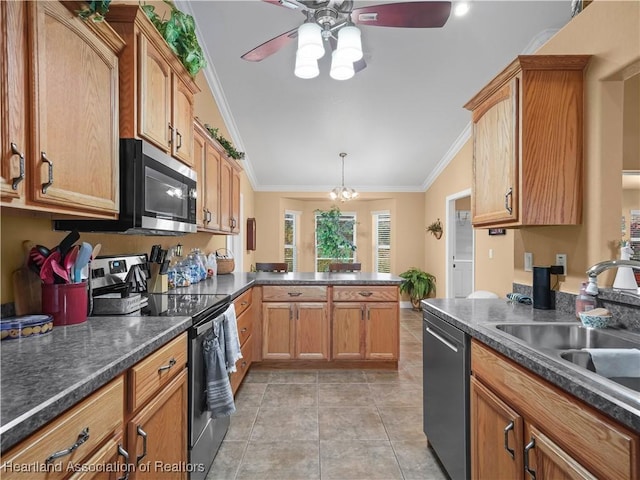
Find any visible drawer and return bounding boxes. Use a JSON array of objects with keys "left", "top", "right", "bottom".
[
  {"left": 1, "top": 376, "right": 124, "bottom": 480},
  {"left": 333, "top": 286, "right": 398, "bottom": 302},
  {"left": 230, "top": 334, "right": 253, "bottom": 394},
  {"left": 262, "top": 285, "right": 327, "bottom": 302},
  {"left": 67, "top": 431, "right": 127, "bottom": 480},
  {"left": 237, "top": 303, "right": 253, "bottom": 346},
  {"left": 233, "top": 288, "right": 252, "bottom": 317},
  {"left": 129, "top": 333, "right": 187, "bottom": 412}
]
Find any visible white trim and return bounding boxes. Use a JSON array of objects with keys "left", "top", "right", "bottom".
[
  {"left": 521, "top": 28, "right": 560, "bottom": 55},
  {"left": 400, "top": 301, "right": 413, "bottom": 310},
  {"left": 445, "top": 189, "right": 474, "bottom": 298},
  {"left": 422, "top": 123, "right": 472, "bottom": 191},
  {"left": 255, "top": 184, "right": 425, "bottom": 193}
]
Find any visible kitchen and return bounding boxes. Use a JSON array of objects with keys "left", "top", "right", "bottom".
[{"left": 1, "top": 0, "right": 640, "bottom": 479}]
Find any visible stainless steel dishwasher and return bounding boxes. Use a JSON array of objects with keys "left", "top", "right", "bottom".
[{"left": 423, "top": 310, "right": 470, "bottom": 480}]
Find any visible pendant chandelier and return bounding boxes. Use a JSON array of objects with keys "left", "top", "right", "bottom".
[{"left": 329, "top": 152, "right": 358, "bottom": 202}]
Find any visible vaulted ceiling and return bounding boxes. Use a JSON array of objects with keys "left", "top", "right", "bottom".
[{"left": 180, "top": 1, "right": 573, "bottom": 193}]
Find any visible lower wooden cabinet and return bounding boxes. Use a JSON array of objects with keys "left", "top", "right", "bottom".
[
  {"left": 229, "top": 289, "right": 255, "bottom": 394},
  {"left": 67, "top": 433, "right": 129, "bottom": 480},
  {"left": 471, "top": 340, "right": 639, "bottom": 480},
  {"left": 127, "top": 369, "right": 188, "bottom": 480}
]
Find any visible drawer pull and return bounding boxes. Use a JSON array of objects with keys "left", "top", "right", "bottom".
[
  {"left": 158, "top": 358, "right": 177, "bottom": 372},
  {"left": 10, "top": 142, "right": 25, "bottom": 190},
  {"left": 288, "top": 292, "right": 302, "bottom": 297},
  {"left": 240, "top": 327, "right": 248, "bottom": 333},
  {"left": 45, "top": 427, "right": 90, "bottom": 464},
  {"left": 503, "top": 421, "right": 515, "bottom": 459},
  {"left": 524, "top": 438, "right": 536, "bottom": 479},
  {"left": 117, "top": 444, "right": 130, "bottom": 480},
  {"left": 358, "top": 291, "right": 373, "bottom": 297},
  {"left": 241, "top": 301, "right": 249, "bottom": 306},
  {"left": 136, "top": 426, "right": 148, "bottom": 465}
]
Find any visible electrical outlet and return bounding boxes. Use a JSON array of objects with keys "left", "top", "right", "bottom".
[
  {"left": 555, "top": 254, "right": 567, "bottom": 275},
  {"left": 524, "top": 252, "right": 533, "bottom": 272},
  {"left": 489, "top": 248, "right": 494, "bottom": 259}
]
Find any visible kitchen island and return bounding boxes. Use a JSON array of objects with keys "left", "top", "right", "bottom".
[{"left": 0, "top": 272, "right": 402, "bottom": 455}]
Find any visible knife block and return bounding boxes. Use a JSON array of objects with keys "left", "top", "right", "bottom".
[{"left": 148, "top": 264, "right": 168, "bottom": 293}]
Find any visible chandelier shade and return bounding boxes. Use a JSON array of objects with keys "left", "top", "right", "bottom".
[
  {"left": 294, "top": 52, "right": 320, "bottom": 79},
  {"left": 336, "top": 25, "right": 363, "bottom": 62},
  {"left": 330, "top": 50, "right": 355, "bottom": 81},
  {"left": 297, "top": 22, "right": 325, "bottom": 60},
  {"left": 329, "top": 153, "right": 358, "bottom": 202}
]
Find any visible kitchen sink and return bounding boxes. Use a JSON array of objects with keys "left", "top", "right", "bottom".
[
  {"left": 560, "top": 351, "right": 640, "bottom": 392},
  {"left": 494, "top": 323, "right": 640, "bottom": 350}
]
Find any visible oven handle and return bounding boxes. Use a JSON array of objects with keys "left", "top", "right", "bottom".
[
  {"left": 195, "top": 314, "right": 226, "bottom": 336},
  {"left": 425, "top": 326, "right": 459, "bottom": 353}
]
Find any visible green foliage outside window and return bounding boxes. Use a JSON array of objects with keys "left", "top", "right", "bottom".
[{"left": 315, "top": 206, "right": 356, "bottom": 271}]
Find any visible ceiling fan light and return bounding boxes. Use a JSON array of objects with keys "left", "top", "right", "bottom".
[
  {"left": 297, "top": 22, "right": 325, "bottom": 60},
  {"left": 336, "top": 25, "right": 363, "bottom": 62},
  {"left": 330, "top": 50, "right": 355, "bottom": 81},
  {"left": 454, "top": 2, "right": 470, "bottom": 16},
  {"left": 294, "top": 52, "right": 319, "bottom": 79}
]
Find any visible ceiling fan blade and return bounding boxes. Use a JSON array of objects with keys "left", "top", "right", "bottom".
[
  {"left": 241, "top": 28, "right": 299, "bottom": 62},
  {"left": 354, "top": 57, "right": 367, "bottom": 73},
  {"left": 351, "top": 1, "right": 452, "bottom": 28}
]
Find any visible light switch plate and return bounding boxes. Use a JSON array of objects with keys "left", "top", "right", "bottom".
[
  {"left": 555, "top": 254, "right": 567, "bottom": 275},
  {"left": 524, "top": 252, "right": 533, "bottom": 272}
]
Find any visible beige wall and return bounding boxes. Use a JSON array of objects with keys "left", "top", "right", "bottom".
[
  {"left": 253, "top": 192, "right": 424, "bottom": 275},
  {"left": 513, "top": 0, "right": 640, "bottom": 293}
]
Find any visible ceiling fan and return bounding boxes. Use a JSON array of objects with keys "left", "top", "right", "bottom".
[{"left": 241, "top": 0, "right": 452, "bottom": 79}]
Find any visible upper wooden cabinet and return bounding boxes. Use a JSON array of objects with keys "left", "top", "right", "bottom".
[
  {"left": 464, "top": 55, "right": 590, "bottom": 228},
  {"left": 106, "top": 5, "right": 200, "bottom": 168},
  {"left": 1, "top": 1, "right": 124, "bottom": 217}
]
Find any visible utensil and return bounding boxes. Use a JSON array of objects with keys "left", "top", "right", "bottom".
[
  {"left": 13, "top": 241, "right": 42, "bottom": 315},
  {"left": 28, "top": 246, "right": 49, "bottom": 274},
  {"left": 47, "top": 250, "right": 69, "bottom": 284},
  {"left": 57, "top": 229, "right": 80, "bottom": 260},
  {"left": 73, "top": 242, "right": 93, "bottom": 282},
  {"left": 92, "top": 243, "right": 102, "bottom": 261},
  {"left": 64, "top": 245, "right": 80, "bottom": 283}
]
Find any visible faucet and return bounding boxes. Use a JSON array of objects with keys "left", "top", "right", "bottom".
[{"left": 585, "top": 259, "right": 640, "bottom": 295}]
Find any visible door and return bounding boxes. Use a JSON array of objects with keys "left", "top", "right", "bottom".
[
  {"left": 295, "top": 303, "right": 329, "bottom": 360},
  {"left": 365, "top": 302, "right": 398, "bottom": 360},
  {"left": 446, "top": 191, "right": 474, "bottom": 298},
  {"left": 470, "top": 376, "right": 524, "bottom": 480},
  {"left": 231, "top": 167, "right": 241, "bottom": 233},
  {"left": 332, "top": 303, "right": 364, "bottom": 360},
  {"left": 193, "top": 125, "right": 206, "bottom": 228},
  {"left": 262, "top": 302, "right": 294, "bottom": 359},
  {"left": 204, "top": 144, "right": 221, "bottom": 231},
  {"left": 171, "top": 75, "right": 193, "bottom": 166},
  {"left": 128, "top": 370, "right": 188, "bottom": 480},
  {"left": 219, "top": 157, "right": 232, "bottom": 232}
]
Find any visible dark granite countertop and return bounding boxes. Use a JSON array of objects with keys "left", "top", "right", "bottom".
[
  {"left": 1, "top": 271, "right": 401, "bottom": 453},
  {"left": 422, "top": 298, "right": 640, "bottom": 433},
  {"left": 0, "top": 315, "right": 191, "bottom": 453}
]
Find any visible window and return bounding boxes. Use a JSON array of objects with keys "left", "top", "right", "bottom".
[
  {"left": 284, "top": 211, "right": 298, "bottom": 272},
  {"left": 373, "top": 211, "right": 391, "bottom": 273},
  {"left": 315, "top": 211, "right": 356, "bottom": 272}
]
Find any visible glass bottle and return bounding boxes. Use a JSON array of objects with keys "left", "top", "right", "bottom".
[{"left": 575, "top": 282, "right": 597, "bottom": 318}]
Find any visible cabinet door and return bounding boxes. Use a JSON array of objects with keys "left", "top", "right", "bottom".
[
  {"left": 68, "top": 433, "right": 129, "bottom": 480},
  {"left": 525, "top": 425, "right": 597, "bottom": 480},
  {"left": 262, "top": 302, "right": 294, "bottom": 360},
  {"left": 472, "top": 80, "right": 518, "bottom": 226},
  {"left": 138, "top": 34, "right": 171, "bottom": 152},
  {"left": 0, "top": 1, "right": 27, "bottom": 202},
  {"left": 470, "top": 376, "right": 524, "bottom": 480},
  {"left": 295, "top": 303, "right": 329, "bottom": 360},
  {"left": 29, "top": 1, "right": 119, "bottom": 214},
  {"left": 365, "top": 302, "right": 398, "bottom": 360},
  {"left": 231, "top": 167, "right": 241, "bottom": 233},
  {"left": 171, "top": 75, "right": 193, "bottom": 166},
  {"left": 204, "top": 143, "right": 221, "bottom": 231},
  {"left": 219, "top": 157, "right": 232, "bottom": 232},
  {"left": 128, "top": 369, "right": 188, "bottom": 480},
  {"left": 193, "top": 125, "right": 206, "bottom": 229},
  {"left": 332, "top": 303, "right": 365, "bottom": 360}
]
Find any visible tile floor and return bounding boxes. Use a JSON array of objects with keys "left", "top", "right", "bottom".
[{"left": 207, "top": 308, "right": 448, "bottom": 480}]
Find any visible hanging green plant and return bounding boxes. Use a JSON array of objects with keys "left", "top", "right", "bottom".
[
  {"left": 204, "top": 125, "right": 245, "bottom": 160},
  {"left": 141, "top": 1, "right": 207, "bottom": 77},
  {"left": 77, "top": 0, "right": 112, "bottom": 22}
]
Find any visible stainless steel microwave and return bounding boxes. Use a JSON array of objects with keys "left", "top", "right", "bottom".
[{"left": 55, "top": 139, "right": 197, "bottom": 235}]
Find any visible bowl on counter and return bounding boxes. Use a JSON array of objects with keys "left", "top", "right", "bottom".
[
  {"left": 579, "top": 310, "right": 613, "bottom": 329},
  {"left": 1, "top": 314, "right": 54, "bottom": 340}
]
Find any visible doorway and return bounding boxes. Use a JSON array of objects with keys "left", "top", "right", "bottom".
[{"left": 446, "top": 189, "right": 474, "bottom": 298}]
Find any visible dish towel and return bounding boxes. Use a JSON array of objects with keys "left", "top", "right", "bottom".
[
  {"left": 223, "top": 303, "right": 243, "bottom": 373},
  {"left": 583, "top": 348, "right": 640, "bottom": 378},
  {"left": 202, "top": 322, "right": 235, "bottom": 417}
]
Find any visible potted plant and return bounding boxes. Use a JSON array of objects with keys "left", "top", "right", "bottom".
[
  {"left": 426, "top": 218, "right": 443, "bottom": 239},
  {"left": 399, "top": 267, "right": 436, "bottom": 310},
  {"left": 315, "top": 206, "right": 356, "bottom": 272}
]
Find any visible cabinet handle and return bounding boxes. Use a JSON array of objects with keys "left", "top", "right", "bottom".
[
  {"left": 136, "top": 425, "right": 148, "bottom": 465},
  {"left": 240, "top": 327, "right": 248, "bottom": 333},
  {"left": 176, "top": 131, "right": 183, "bottom": 150},
  {"left": 168, "top": 124, "right": 174, "bottom": 145},
  {"left": 358, "top": 291, "right": 373, "bottom": 297},
  {"left": 241, "top": 301, "right": 249, "bottom": 306},
  {"left": 361, "top": 306, "right": 365, "bottom": 320},
  {"left": 289, "top": 307, "right": 293, "bottom": 321},
  {"left": 203, "top": 208, "right": 209, "bottom": 224},
  {"left": 117, "top": 444, "right": 130, "bottom": 480},
  {"left": 524, "top": 437, "right": 536, "bottom": 480},
  {"left": 504, "top": 187, "right": 513, "bottom": 215},
  {"left": 288, "top": 292, "right": 302, "bottom": 297},
  {"left": 45, "top": 427, "right": 90, "bottom": 464},
  {"left": 10, "top": 143, "right": 25, "bottom": 190},
  {"left": 503, "top": 421, "right": 515, "bottom": 459},
  {"left": 41, "top": 152, "right": 53, "bottom": 194},
  {"left": 158, "top": 357, "right": 177, "bottom": 372}
]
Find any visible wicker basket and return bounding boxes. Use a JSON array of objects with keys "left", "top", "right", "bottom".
[{"left": 216, "top": 248, "right": 235, "bottom": 275}]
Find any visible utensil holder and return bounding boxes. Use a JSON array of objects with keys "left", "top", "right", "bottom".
[
  {"left": 42, "top": 283, "right": 88, "bottom": 326},
  {"left": 148, "top": 263, "right": 168, "bottom": 293}
]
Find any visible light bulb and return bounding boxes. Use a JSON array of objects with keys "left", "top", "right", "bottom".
[
  {"left": 336, "top": 25, "right": 363, "bottom": 62},
  {"left": 330, "top": 50, "right": 355, "bottom": 81},
  {"left": 294, "top": 52, "right": 319, "bottom": 79},
  {"left": 454, "top": 2, "right": 470, "bottom": 16},
  {"left": 297, "top": 23, "right": 324, "bottom": 60}
]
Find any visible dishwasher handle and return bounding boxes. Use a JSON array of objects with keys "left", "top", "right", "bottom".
[{"left": 425, "top": 326, "right": 459, "bottom": 352}]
